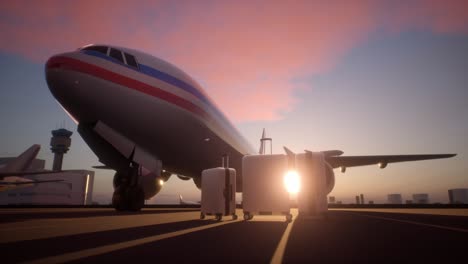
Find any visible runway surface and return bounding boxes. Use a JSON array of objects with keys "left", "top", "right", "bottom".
[{"left": 1, "top": 208, "right": 467, "bottom": 263}]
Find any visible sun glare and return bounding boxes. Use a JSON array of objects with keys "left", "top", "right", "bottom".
[{"left": 284, "top": 170, "right": 301, "bottom": 194}]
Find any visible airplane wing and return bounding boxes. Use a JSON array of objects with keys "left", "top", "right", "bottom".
[
  {"left": 0, "top": 171, "right": 64, "bottom": 177},
  {"left": 0, "top": 179, "right": 64, "bottom": 185},
  {"left": 326, "top": 154, "right": 456, "bottom": 169},
  {"left": 92, "top": 165, "right": 113, "bottom": 170}
]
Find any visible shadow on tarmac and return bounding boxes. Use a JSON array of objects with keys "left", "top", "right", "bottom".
[
  {"left": 71, "top": 221, "right": 288, "bottom": 264},
  {"left": 283, "top": 211, "right": 468, "bottom": 263},
  {"left": 0, "top": 209, "right": 198, "bottom": 224},
  {"left": 1, "top": 219, "right": 214, "bottom": 263}
]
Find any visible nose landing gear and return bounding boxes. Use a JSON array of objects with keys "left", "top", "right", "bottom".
[{"left": 112, "top": 163, "right": 145, "bottom": 211}]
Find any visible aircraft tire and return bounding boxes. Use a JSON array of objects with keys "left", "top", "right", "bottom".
[
  {"left": 112, "top": 186, "right": 128, "bottom": 211},
  {"left": 126, "top": 186, "right": 145, "bottom": 211}
]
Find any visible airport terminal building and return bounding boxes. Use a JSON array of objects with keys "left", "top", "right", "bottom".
[
  {"left": 0, "top": 169, "right": 94, "bottom": 205},
  {"left": 0, "top": 158, "right": 94, "bottom": 205}
]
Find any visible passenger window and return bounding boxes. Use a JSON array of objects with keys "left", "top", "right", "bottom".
[
  {"left": 124, "top": 53, "right": 138, "bottom": 68},
  {"left": 109, "top": 48, "right": 124, "bottom": 63},
  {"left": 82, "top": 46, "right": 108, "bottom": 55}
]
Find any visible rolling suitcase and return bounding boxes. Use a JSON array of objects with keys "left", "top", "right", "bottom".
[
  {"left": 200, "top": 167, "right": 237, "bottom": 221},
  {"left": 242, "top": 154, "right": 293, "bottom": 222},
  {"left": 296, "top": 152, "right": 328, "bottom": 219}
]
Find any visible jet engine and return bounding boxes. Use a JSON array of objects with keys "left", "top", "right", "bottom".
[
  {"left": 139, "top": 169, "right": 164, "bottom": 199},
  {"left": 177, "top": 174, "right": 191, "bottom": 181},
  {"left": 324, "top": 162, "right": 335, "bottom": 195},
  {"left": 193, "top": 176, "right": 201, "bottom": 190}
]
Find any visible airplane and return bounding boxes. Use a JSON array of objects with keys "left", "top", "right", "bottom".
[
  {"left": 45, "top": 44, "right": 456, "bottom": 211},
  {"left": 179, "top": 194, "right": 200, "bottom": 205},
  {"left": 0, "top": 144, "right": 64, "bottom": 192}
]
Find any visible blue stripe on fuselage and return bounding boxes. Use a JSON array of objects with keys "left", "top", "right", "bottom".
[
  {"left": 81, "top": 50, "right": 211, "bottom": 106},
  {"left": 79, "top": 50, "right": 251, "bottom": 153}
]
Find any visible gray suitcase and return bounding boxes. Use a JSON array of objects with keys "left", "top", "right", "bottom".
[
  {"left": 242, "top": 154, "right": 293, "bottom": 222},
  {"left": 200, "top": 167, "right": 237, "bottom": 221},
  {"left": 296, "top": 152, "right": 328, "bottom": 218}
]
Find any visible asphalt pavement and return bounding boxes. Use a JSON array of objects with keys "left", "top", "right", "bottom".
[{"left": 1, "top": 208, "right": 467, "bottom": 263}]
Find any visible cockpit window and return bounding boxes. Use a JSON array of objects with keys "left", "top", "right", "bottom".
[
  {"left": 82, "top": 45, "right": 108, "bottom": 55},
  {"left": 109, "top": 48, "right": 124, "bottom": 63},
  {"left": 124, "top": 52, "right": 138, "bottom": 68}
]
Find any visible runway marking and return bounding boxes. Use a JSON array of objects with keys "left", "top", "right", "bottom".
[
  {"left": 23, "top": 219, "right": 238, "bottom": 264},
  {"left": 270, "top": 219, "right": 294, "bottom": 264},
  {"left": 270, "top": 209, "right": 299, "bottom": 264},
  {"left": 355, "top": 213, "right": 468, "bottom": 233}
]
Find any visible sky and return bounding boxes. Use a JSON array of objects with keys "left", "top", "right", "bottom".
[{"left": 0, "top": 0, "right": 467, "bottom": 204}]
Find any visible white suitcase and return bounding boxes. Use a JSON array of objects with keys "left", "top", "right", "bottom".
[
  {"left": 296, "top": 152, "right": 328, "bottom": 218},
  {"left": 242, "top": 154, "right": 293, "bottom": 222},
  {"left": 200, "top": 167, "right": 237, "bottom": 221}
]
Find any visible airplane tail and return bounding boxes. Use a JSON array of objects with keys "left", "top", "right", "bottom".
[{"left": 0, "top": 144, "right": 41, "bottom": 173}]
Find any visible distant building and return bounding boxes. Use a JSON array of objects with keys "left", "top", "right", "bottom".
[
  {"left": 387, "top": 194, "right": 403, "bottom": 204},
  {"left": 360, "top": 194, "right": 365, "bottom": 204},
  {"left": 405, "top": 200, "right": 413, "bottom": 204},
  {"left": 328, "top": 196, "right": 336, "bottom": 204},
  {"left": 448, "top": 189, "right": 468, "bottom": 204},
  {"left": 355, "top": 195, "right": 360, "bottom": 204},
  {"left": 0, "top": 129, "right": 94, "bottom": 205},
  {"left": 412, "top": 193, "right": 429, "bottom": 204},
  {"left": 368, "top": 201, "right": 374, "bottom": 205},
  {"left": 0, "top": 170, "right": 94, "bottom": 205}
]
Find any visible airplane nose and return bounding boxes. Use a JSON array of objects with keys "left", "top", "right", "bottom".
[
  {"left": 46, "top": 55, "right": 68, "bottom": 71},
  {"left": 44, "top": 54, "right": 77, "bottom": 112},
  {"left": 44, "top": 53, "right": 88, "bottom": 124}
]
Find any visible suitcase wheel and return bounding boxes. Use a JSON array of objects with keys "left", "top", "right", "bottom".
[
  {"left": 200, "top": 212, "right": 205, "bottom": 220},
  {"left": 286, "top": 214, "right": 293, "bottom": 223},
  {"left": 243, "top": 213, "right": 253, "bottom": 221},
  {"left": 215, "top": 214, "right": 222, "bottom": 221},
  {"left": 232, "top": 214, "right": 238, "bottom": 220}
]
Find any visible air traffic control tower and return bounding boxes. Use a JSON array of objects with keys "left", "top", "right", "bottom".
[{"left": 50, "top": 128, "right": 72, "bottom": 171}]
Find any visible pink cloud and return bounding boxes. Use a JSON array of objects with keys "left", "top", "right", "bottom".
[{"left": 1, "top": 0, "right": 467, "bottom": 122}]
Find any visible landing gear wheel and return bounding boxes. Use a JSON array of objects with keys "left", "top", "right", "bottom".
[
  {"left": 215, "top": 214, "right": 222, "bottom": 221},
  {"left": 126, "top": 186, "right": 145, "bottom": 211},
  {"left": 113, "top": 171, "right": 126, "bottom": 189},
  {"left": 112, "top": 186, "right": 128, "bottom": 211},
  {"left": 286, "top": 214, "right": 293, "bottom": 223},
  {"left": 200, "top": 212, "right": 205, "bottom": 220},
  {"left": 243, "top": 213, "right": 253, "bottom": 221},
  {"left": 232, "top": 214, "right": 238, "bottom": 220}
]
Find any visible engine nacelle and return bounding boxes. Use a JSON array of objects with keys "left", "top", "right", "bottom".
[
  {"left": 325, "top": 163, "right": 336, "bottom": 195},
  {"left": 177, "top": 174, "right": 191, "bottom": 181},
  {"left": 193, "top": 176, "right": 201, "bottom": 190},
  {"left": 139, "top": 171, "right": 163, "bottom": 199},
  {"left": 378, "top": 162, "right": 388, "bottom": 169}
]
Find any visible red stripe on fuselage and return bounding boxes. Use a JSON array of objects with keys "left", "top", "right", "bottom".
[{"left": 47, "top": 56, "right": 209, "bottom": 119}]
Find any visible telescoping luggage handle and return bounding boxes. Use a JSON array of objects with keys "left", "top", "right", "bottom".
[{"left": 222, "top": 154, "right": 233, "bottom": 215}]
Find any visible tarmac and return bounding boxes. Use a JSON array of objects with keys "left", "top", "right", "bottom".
[{"left": 1, "top": 207, "right": 467, "bottom": 263}]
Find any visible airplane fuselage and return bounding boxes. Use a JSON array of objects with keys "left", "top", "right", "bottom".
[{"left": 46, "top": 45, "right": 254, "bottom": 190}]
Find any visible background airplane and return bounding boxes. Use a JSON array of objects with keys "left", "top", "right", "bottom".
[
  {"left": 179, "top": 194, "right": 200, "bottom": 205},
  {"left": 0, "top": 145, "right": 63, "bottom": 192},
  {"left": 45, "top": 44, "right": 455, "bottom": 211}
]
